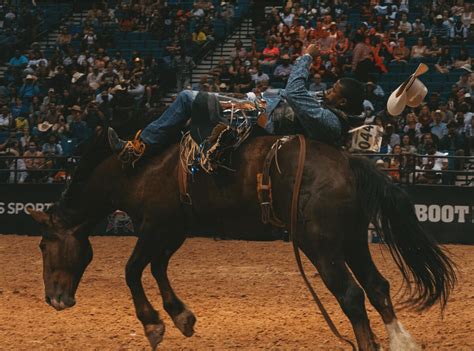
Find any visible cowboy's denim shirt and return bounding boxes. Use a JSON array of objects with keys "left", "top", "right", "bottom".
[{"left": 263, "top": 54, "right": 342, "bottom": 143}]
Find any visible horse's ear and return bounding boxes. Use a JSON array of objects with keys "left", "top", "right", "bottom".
[{"left": 29, "top": 210, "right": 50, "bottom": 226}]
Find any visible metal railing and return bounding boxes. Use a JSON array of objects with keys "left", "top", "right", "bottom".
[
  {"left": 0, "top": 155, "right": 79, "bottom": 184},
  {"left": 2, "top": 153, "right": 474, "bottom": 186},
  {"left": 355, "top": 153, "right": 474, "bottom": 186}
]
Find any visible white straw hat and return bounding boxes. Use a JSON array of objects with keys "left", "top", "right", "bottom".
[{"left": 387, "top": 64, "right": 429, "bottom": 116}]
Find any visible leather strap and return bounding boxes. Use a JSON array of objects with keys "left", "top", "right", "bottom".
[
  {"left": 290, "top": 135, "right": 356, "bottom": 351},
  {"left": 257, "top": 137, "right": 292, "bottom": 228},
  {"left": 178, "top": 161, "right": 192, "bottom": 205}
]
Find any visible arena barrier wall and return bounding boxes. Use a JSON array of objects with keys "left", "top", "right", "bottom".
[{"left": 0, "top": 184, "right": 472, "bottom": 244}]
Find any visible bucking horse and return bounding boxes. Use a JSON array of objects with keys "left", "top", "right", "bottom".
[{"left": 30, "top": 102, "right": 456, "bottom": 350}]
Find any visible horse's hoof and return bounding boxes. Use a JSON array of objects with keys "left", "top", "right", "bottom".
[
  {"left": 173, "top": 309, "right": 196, "bottom": 337},
  {"left": 145, "top": 323, "right": 165, "bottom": 350}
]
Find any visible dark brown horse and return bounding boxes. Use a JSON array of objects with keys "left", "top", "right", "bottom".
[{"left": 31, "top": 129, "right": 455, "bottom": 350}]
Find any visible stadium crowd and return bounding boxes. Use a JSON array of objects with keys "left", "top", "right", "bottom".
[{"left": 0, "top": 0, "right": 473, "bottom": 185}]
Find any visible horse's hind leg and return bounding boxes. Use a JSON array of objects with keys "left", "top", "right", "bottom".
[
  {"left": 344, "top": 238, "right": 420, "bottom": 351},
  {"left": 150, "top": 226, "right": 196, "bottom": 337},
  {"left": 126, "top": 233, "right": 165, "bottom": 350},
  {"left": 299, "top": 220, "right": 379, "bottom": 350}
]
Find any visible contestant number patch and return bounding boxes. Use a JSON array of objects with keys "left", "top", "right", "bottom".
[{"left": 350, "top": 125, "right": 383, "bottom": 153}]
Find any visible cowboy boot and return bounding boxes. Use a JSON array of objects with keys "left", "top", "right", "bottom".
[{"left": 108, "top": 127, "right": 146, "bottom": 168}]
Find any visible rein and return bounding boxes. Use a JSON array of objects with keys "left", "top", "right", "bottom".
[{"left": 290, "top": 135, "right": 357, "bottom": 351}]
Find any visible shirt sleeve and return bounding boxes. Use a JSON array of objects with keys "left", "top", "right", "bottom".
[{"left": 283, "top": 54, "right": 341, "bottom": 142}]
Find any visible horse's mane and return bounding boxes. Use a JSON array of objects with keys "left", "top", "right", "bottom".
[
  {"left": 49, "top": 128, "right": 113, "bottom": 225},
  {"left": 47, "top": 97, "right": 156, "bottom": 224}
]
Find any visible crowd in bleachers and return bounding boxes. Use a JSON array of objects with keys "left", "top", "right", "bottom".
[
  {"left": 0, "top": 2, "right": 72, "bottom": 61},
  {"left": 196, "top": 0, "right": 473, "bottom": 184},
  {"left": 0, "top": 0, "right": 251, "bottom": 183},
  {"left": 0, "top": 0, "right": 473, "bottom": 185}
]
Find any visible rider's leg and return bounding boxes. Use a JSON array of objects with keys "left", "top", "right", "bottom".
[{"left": 108, "top": 90, "right": 197, "bottom": 167}]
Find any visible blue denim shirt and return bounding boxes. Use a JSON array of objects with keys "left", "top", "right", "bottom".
[{"left": 263, "top": 54, "right": 342, "bottom": 144}]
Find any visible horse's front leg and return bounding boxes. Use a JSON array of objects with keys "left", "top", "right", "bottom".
[
  {"left": 150, "top": 228, "right": 196, "bottom": 337},
  {"left": 126, "top": 234, "right": 165, "bottom": 350}
]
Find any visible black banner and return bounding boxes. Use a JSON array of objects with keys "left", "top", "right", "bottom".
[
  {"left": 404, "top": 185, "right": 474, "bottom": 244},
  {"left": 1, "top": 184, "right": 473, "bottom": 244},
  {"left": 0, "top": 184, "right": 135, "bottom": 236}
]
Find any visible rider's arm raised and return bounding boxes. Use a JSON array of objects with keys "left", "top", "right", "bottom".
[{"left": 283, "top": 45, "right": 341, "bottom": 143}]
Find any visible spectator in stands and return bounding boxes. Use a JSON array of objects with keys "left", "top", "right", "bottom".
[
  {"left": 18, "top": 75, "right": 40, "bottom": 109},
  {"left": 434, "top": 46, "right": 454, "bottom": 74},
  {"left": 251, "top": 65, "right": 269, "bottom": 86},
  {"left": 419, "top": 141, "right": 448, "bottom": 184},
  {"left": 403, "top": 112, "right": 422, "bottom": 141},
  {"left": 410, "top": 37, "right": 427, "bottom": 60},
  {"left": 228, "top": 57, "right": 242, "bottom": 80},
  {"left": 192, "top": 75, "right": 209, "bottom": 91},
  {"left": 211, "top": 57, "right": 228, "bottom": 77},
  {"left": 260, "top": 39, "right": 280, "bottom": 67},
  {"left": 461, "top": 3, "right": 472, "bottom": 29},
  {"left": 8, "top": 50, "right": 28, "bottom": 69},
  {"left": 128, "top": 76, "right": 145, "bottom": 105},
  {"left": 450, "top": 18, "right": 469, "bottom": 42},
  {"left": 333, "top": 30, "right": 350, "bottom": 57},
  {"left": 427, "top": 92, "right": 442, "bottom": 111},
  {"left": 192, "top": 26, "right": 208, "bottom": 45},
  {"left": 412, "top": 18, "right": 426, "bottom": 36},
  {"left": 229, "top": 40, "right": 247, "bottom": 60},
  {"left": 391, "top": 37, "right": 410, "bottom": 63},
  {"left": 42, "top": 134, "right": 63, "bottom": 157},
  {"left": 440, "top": 120, "right": 465, "bottom": 171},
  {"left": 398, "top": 14, "right": 412, "bottom": 34},
  {"left": 273, "top": 54, "right": 293, "bottom": 83},
  {"left": 385, "top": 123, "right": 401, "bottom": 148},
  {"left": 351, "top": 34, "right": 373, "bottom": 82},
  {"left": 418, "top": 104, "right": 434, "bottom": 134},
  {"left": 429, "top": 15, "right": 449, "bottom": 42},
  {"left": 388, "top": 144, "right": 402, "bottom": 182},
  {"left": 290, "top": 39, "right": 304, "bottom": 61},
  {"left": 23, "top": 141, "right": 45, "bottom": 182},
  {"left": 8, "top": 149, "right": 28, "bottom": 184},
  {"left": 69, "top": 105, "right": 89, "bottom": 145},
  {"left": 456, "top": 71, "right": 472, "bottom": 94},
  {"left": 425, "top": 36, "right": 442, "bottom": 57},
  {"left": 309, "top": 74, "right": 327, "bottom": 92},
  {"left": 465, "top": 117, "right": 474, "bottom": 155},
  {"left": 430, "top": 110, "right": 448, "bottom": 139},
  {"left": 401, "top": 134, "right": 417, "bottom": 154},
  {"left": 248, "top": 58, "right": 259, "bottom": 76},
  {"left": 82, "top": 28, "right": 97, "bottom": 50},
  {"left": 232, "top": 66, "right": 253, "bottom": 93},
  {"left": 15, "top": 112, "right": 29, "bottom": 133},
  {"left": 19, "top": 129, "right": 33, "bottom": 150},
  {"left": 247, "top": 40, "right": 261, "bottom": 61},
  {"left": 453, "top": 47, "right": 472, "bottom": 69},
  {"left": 52, "top": 112, "right": 68, "bottom": 136},
  {"left": 57, "top": 26, "right": 72, "bottom": 50},
  {"left": 173, "top": 49, "right": 196, "bottom": 92},
  {"left": 459, "top": 102, "right": 473, "bottom": 131},
  {"left": 0, "top": 107, "right": 12, "bottom": 131}
]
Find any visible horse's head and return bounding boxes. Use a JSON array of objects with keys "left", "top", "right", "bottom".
[{"left": 30, "top": 210, "right": 93, "bottom": 311}]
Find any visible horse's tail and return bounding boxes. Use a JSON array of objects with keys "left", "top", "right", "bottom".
[{"left": 349, "top": 155, "right": 456, "bottom": 311}]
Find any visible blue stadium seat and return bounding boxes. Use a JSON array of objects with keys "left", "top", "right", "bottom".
[{"left": 388, "top": 63, "right": 406, "bottom": 73}]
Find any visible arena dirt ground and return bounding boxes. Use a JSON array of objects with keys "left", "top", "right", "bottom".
[{"left": 0, "top": 236, "right": 473, "bottom": 350}]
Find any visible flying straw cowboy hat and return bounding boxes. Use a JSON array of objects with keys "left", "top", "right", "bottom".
[{"left": 387, "top": 63, "right": 429, "bottom": 116}]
